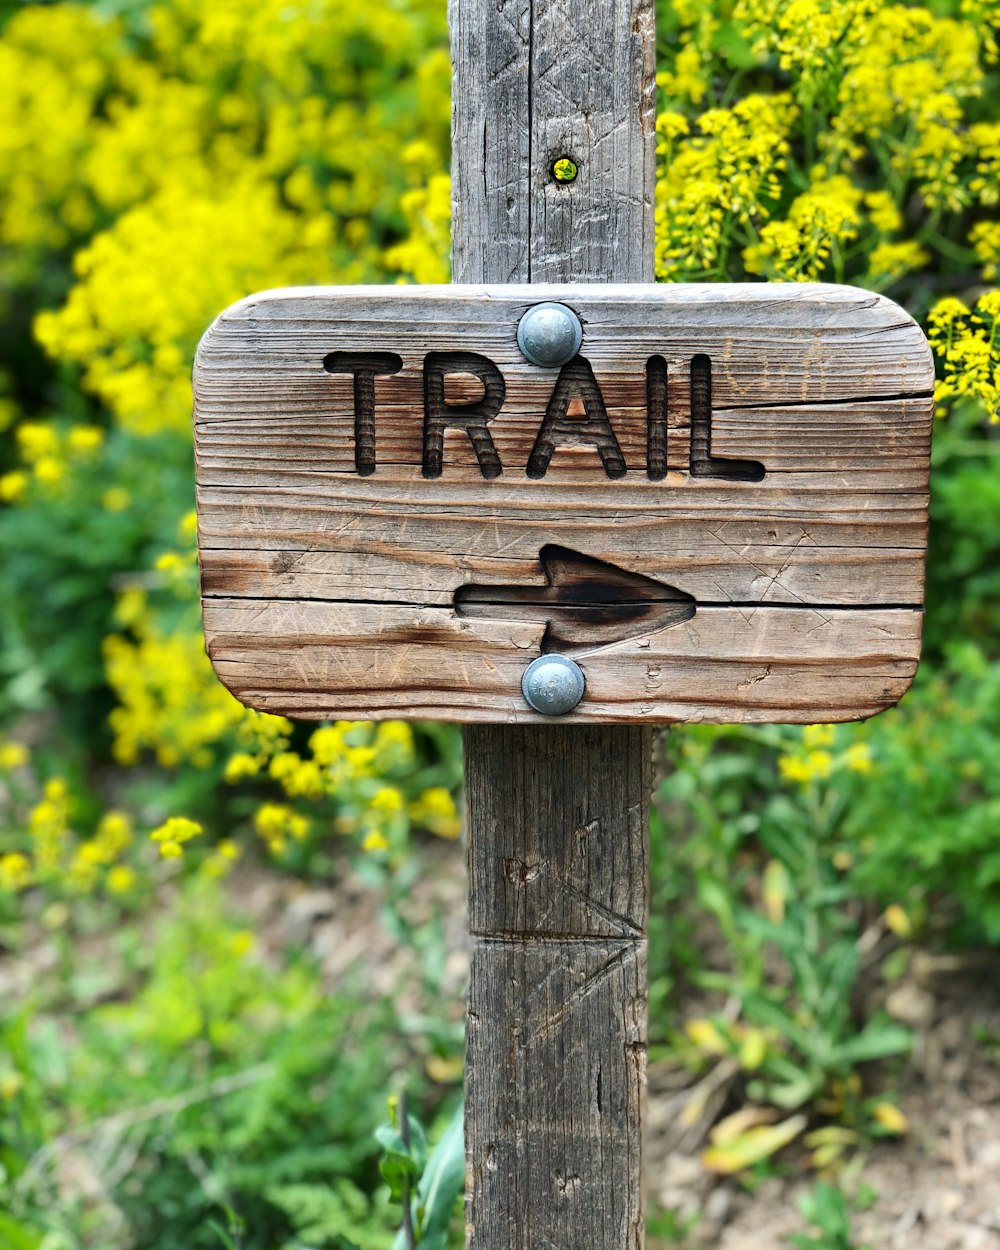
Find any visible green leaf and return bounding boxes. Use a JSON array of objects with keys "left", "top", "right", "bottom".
[
  {"left": 376, "top": 1112, "right": 430, "bottom": 1200},
  {"left": 393, "top": 1102, "right": 464, "bottom": 1250},
  {"left": 835, "top": 1020, "right": 912, "bottom": 1066},
  {"left": 376, "top": 1114, "right": 429, "bottom": 1174},
  {"left": 0, "top": 1213, "right": 43, "bottom": 1250},
  {"left": 380, "top": 1151, "right": 418, "bottom": 1201}
]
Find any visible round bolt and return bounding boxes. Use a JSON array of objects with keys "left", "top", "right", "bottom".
[
  {"left": 516, "top": 302, "right": 583, "bottom": 368},
  {"left": 521, "top": 654, "right": 586, "bottom": 716}
]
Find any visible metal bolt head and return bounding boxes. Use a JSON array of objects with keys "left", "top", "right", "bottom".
[
  {"left": 521, "top": 654, "right": 586, "bottom": 716},
  {"left": 516, "top": 302, "right": 583, "bottom": 368}
]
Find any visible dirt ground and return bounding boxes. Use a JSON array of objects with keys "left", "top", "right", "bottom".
[
  {"left": 648, "top": 963, "right": 1000, "bottom": 1249},
  {"left": 8, "top": 834, "right": 996, "bottom": 1249},
  {"left": 237, "top": 837, "right": 1000, "bottom": 1250}
]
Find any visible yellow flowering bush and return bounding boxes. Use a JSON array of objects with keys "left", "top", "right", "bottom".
[
  {"left": 0, "top": 0, "right": 458, "bottom": 897},
  {"left": 928, "top": 291, "right": 1000, "bottom": 420},
  {"left": 0, "top": 3, "right": 996, "bottom": 1241},
  {"left": 0, "top": 744, "right": 144, "bottom": 896},
  {"left": 0, "top": 0, "right": 997, "bottom": 906}
]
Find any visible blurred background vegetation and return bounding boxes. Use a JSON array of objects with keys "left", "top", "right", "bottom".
[{"left": 0, "top": 1, "right": 997, "bottom": 1247}]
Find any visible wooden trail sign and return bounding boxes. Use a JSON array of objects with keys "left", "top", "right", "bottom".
[
  {"left": 191, "top": 0, "right": 936, "bottom": 1246},
  {"left": 194, "top": 282, "right": 933, "bottom": 724}
]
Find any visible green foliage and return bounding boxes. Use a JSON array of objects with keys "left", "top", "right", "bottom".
[
  {"left": 647, "top": 1205, "right": 701, "bottom": 1246},
  {"left": 394, "top": 1102, "right": 464, "bottom": 1250},
  {"left": 0, "top": 0, "right": 998, "bottom": 1237},
  {"left": 0, "top": 0, "right": 455, "bottom": 867},
  {"left": 375, "top": 1098, "right": 464, "bottom": 1250},
  {"left": 789, "top": 1182, "right": 875, "bottom": 1250},
  {"left": 263, "top": 1180, "right": 397, "bottom": 1250},
  {"left": 839, "top": 646, "right": 1000, "bottom": 942},
  {"left": 925, "top": 406, "right": 1000, "bottom": 657},
  {"left": 0, "top": 426, "right": 187, "bottom": 721},
  {"left": 655, "top": 722, "right": 917, "bottom": 1166},
  {"left": 0, "top": 876, "right": 454, "bottom": 1250},
  {"left": 376, "top": 1108, "right": 429, "bottom": 1203}
]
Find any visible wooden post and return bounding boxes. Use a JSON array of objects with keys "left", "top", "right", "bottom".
[
  {"left": 191, "top": 10, "right": 934, "bottom": 1246},
  {"left": 451, "top": 2, "right": 656, "bottom": 1246},
  {"left": 191, "top": 15, "right": 934, "bottom": 1250}
]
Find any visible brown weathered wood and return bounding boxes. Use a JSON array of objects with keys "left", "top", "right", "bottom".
[
  {"left": 192, "top": 285, "right": 933, "bottom": 723},
  {"left": 464, "top": 724, "right": 649, "bottom": 1250},
  {"left": 189, "top": 0, "right": 932, "bottom": 1243},
  {"left": 450, "top": 0, "right": 655, "bottom": 284},
  {"left": 200, "top": 598, "right": 922, "bottom": 721},
  {"left": 450, "top": 2, "right": 653, "bottom": 1248}
]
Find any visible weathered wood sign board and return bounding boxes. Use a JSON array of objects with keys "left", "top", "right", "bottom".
[{"left": 193, "top": 282, "right": 933, "bottom": 724}]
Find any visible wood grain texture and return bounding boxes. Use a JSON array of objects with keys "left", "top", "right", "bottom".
[
  {"left": 200, "top": 599, "right": 922, "bottom": 721},
  {"left": 464, "top": 725, "right": 649, "bottom": 1250},
  {"left": 450, "top": 5, "right": 654, "bottom": 1249},
  {"left": 449, "top": 0, "right": 656, "bottom": 284},
  {"left": 193, "top": 285, "right": 934, "bottom": 723}
]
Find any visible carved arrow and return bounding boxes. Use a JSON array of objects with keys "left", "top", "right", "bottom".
[{"left": 454, "top": 545, "right": 695, "bottom": 654}]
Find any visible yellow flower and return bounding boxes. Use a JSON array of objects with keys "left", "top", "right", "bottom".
[
  {"left": 864, "top": 189, "right": 902, "bottom": 234},
  {"left": 200, "top": 839, "right": 241, "bottom": 879},
  {"left": 0, "top": 740, "right": 28, "bottom": 771},
  {"left": 409, "top": 786, "right": 461, "bottom": 839},
  {"left": 16, "top": 421, "right": 59, "bottom": 463},
  {"left": 748, "top": 174, "right": 863, "bottom": 281},
  {"left": 657, "top": 93, "right": 797, "bottom": 280},
  {"left": 659, "top": 41, "right": 709, "bottom": 104},
  {"left": 106, "top": 864, "right": 136, "bottom": 893},
  {"left": 269, "top": 752, "right": 325, "bottom": 799},
  {"left": 253, "top": 802, "right": 308, "bottom": 852},
  {"left": 0, "top": 853, "right": 32, "bottom": 893},
  {"left": 224, "top": 752, "right": 261, "bottom": 783},
  {"left": 930, "top": 291, "right": 1000, "bottom": 423},
  {"left": 778, "top": 749, "right": 833, "bottom": 784},
  {"left": 971, "top": 221, "right": 1000, "bottom": 280},
  {"left": 0, "top": 471, "right": 28, "bottom": 503},
  {"left": 362, "top": 830, "right": 390, "bottom": 853},
  {"left": 96, "top": 810, "right": 134, "bottom": 856},
  {"left": 29, "top": 780, "right": 70, "bottom": 874},
  {"left": 309, "top": 724, "right": 348, "bottom": 766},
  {"left": 33, "top": 455, "right": 65, "bottom": 487},
  {"left": 373, "top": 721, "right": 415, "bottom": 768},
  {"left": 150, "top": 815, "right": 203, "bottom": 857},
  {"left": 806, "top": 750, "right": 834, "bottom": 779},
  {"left": 370, "top": 786, "right": 404, "bottom": 816},
  {"left": 868, "top": 240, "right": 931, "bottom": 284},
  {"left": 228, "top": 930, "right": 255, "bottom": 957},
  {"left": 66, "top": 424, "right": 104, "bottom": 455},
  {"left": 778, "top": 754, "right": 813, "bottom": 783}
]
